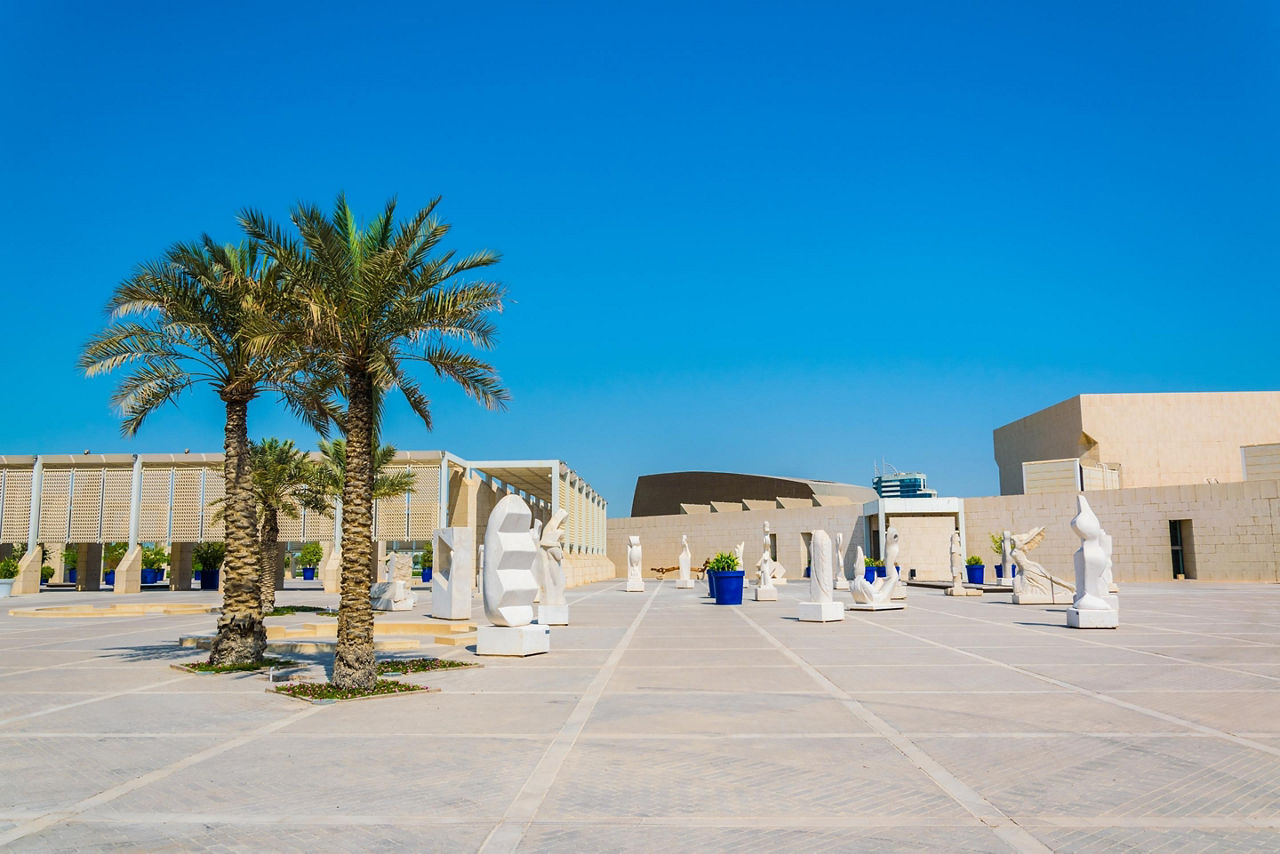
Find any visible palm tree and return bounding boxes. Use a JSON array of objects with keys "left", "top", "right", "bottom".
[
  {"left": 241, "top": 195, "right": 507, "bottom": 689},
  {"left": 309, "top": 438, "right": 416, "bottom": 503},
  {"left": 80, "top": 239, "right": 317, "bottom": 665},
  {"left": 247, "top": 438, "right": 317, "bottom": 613}
]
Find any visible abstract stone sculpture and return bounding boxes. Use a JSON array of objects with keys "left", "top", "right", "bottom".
[
  {"left": 477, "top": 494, "right": 550, "bottom": 655},
  {"left": 676, "top": 535, "right": 693, "bottom": 588},
  {"left": 999, "top": 530, "right": 1013, "bottom": 587},
  {"left": 833, "top": 531, "right": 849, "bottom": 590},
  {"left": 752, "top": 539, "right": 776, "bottom": 601},
  {"left": 849, "top": 528, "right": 906, "bottom": 611},
  {"left": 945, "top": 531, "right": 981, "bottom": 596},
  {"left": 537, "top": 509, "right": 569, "bottom": 625},
  {"left": 625, "top": 535, "right": 644, "bottom": 592},
  {"left": 371, "top": 552, "right": 417, "bottom": 611},
  {"left": 798, "top": 529, "right": 843, "bottom": 621},
  {"left": 1067, "top": 494, "right": 1119, "bottom": 629},
  {"left": 431, "top": 526, "right": 475, "bottom": 620},
  {"left": 1010, "top": 526, "right": 1075, "bottom": 605}
]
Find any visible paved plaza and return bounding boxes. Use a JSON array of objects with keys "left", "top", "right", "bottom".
[{"left": 1, "top": 580, "right": 1279, "bottom": 852}]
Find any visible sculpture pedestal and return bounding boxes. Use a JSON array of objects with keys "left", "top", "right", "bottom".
[
  {"left": 477, "top": 624, "right": 550, "bottom": 656},
  {"left": 890, "top": 590, "right": 907, "bottom": 601},
  {"left": 370, "top": 581, "right": 416, "bottom": 611},
  {"left": 1067, "top": 607, "right": 1118, "bottom": 629},
  {"left": 797, "top": 601, "right": 844, "bottom": 622},
  {"left": 847, "top": 601, "right": 906, "bottom": 612},
  {"left": 675, "top": 578, "right": 693, "bottom": 588},
  {"left": 945, "top": 586, "right": 982, "bottom": 597},
  {"left": 753, "top": 586, "right": 777, "bottom": 601},
  {"left": 624, "top": 580, "right": 645, "bottom": 592},
  {"left": 537, "top": 604, "right": 569, "bottom": 626},
  {"left": 1011, "top": 591, "right": 1054, "bottom": 605},
  {"left": 834, "top": 578, "right": 849, "bottom": 590}
]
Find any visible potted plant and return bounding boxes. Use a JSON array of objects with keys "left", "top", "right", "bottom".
[
  {"left": 298, "top": 542, "right": 323, "bottom": 581},
  {"left": 705, "top": 552, "right": 744, "bottom": 605},
  {"left": 193, "top": 542, "right": 225, "bottom": 590},
  {"left": 965, "top": 555, "right": 984, "bottom": 585},
  {"left": 0, "top": 556, "right": 17, "bottom": 597},
  {"left": 988, "top": 533, "right": 1016, "bottom": 580},
  {"left": 414, "top": 542, "right": 433, "bottom": 582},
  {"left": 864, "top": 556, "right": 884, "bottom": 583}
]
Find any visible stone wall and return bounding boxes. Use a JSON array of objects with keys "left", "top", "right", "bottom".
[{"left": 964, "top": 479, "right": 1280, "bottom": 583}]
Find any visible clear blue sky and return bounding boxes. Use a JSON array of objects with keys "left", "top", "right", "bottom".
[{"left": 1, "top": 1, "right": 1277, "bottom": 513}]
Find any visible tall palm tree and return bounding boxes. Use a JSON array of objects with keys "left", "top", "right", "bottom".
[
  {"left": 241, "top": 195, "right": 507, "bottom": 689},
  {"left": 309, "top": 438, "right": 416, "bottom": 503},
  {"left": 80, "top": 240, "right": 319, "bottom": 665},
  {"left": 247, "top": 438, "right": 317, "bottom": 612}
]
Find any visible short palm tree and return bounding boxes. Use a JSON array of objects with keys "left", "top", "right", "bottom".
[
  {"left": 241, "top": 195, "right": 507, "bottom": 689},
  {"left": 247, "top": 438, "right": 317, "bottom": 612},
  {"left": 309, "top": 438, "right": 416, "bottom": 504},
  {"left": 80, "top": 239, "right": 313, "bottom": 665}
]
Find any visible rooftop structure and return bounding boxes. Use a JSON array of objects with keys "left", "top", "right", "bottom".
[
  {"left": 629, "top": 471, "right": 876, "bottom": 517},
  {"left": 872, "top": 465, "right": 938, "bottom": 498}
]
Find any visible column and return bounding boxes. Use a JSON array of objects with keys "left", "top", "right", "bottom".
[{"left": 77, "top": 542, "right": 103, "bottom": 592}]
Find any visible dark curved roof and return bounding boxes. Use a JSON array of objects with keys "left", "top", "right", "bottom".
[{"left": 630, "top": 471, "right": 875, "bottom": 517}]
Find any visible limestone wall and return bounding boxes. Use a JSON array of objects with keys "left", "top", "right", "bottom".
[
  {"left": 884, "top": 514, "right": 957, "bottom": 581},
  {"left": 963, "top": 479, "right": 1280, "bottom": 583}
]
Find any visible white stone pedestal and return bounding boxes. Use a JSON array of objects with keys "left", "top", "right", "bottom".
[
  {"left": 1067, "top": 607, "right": 1118, "bottom": 629},
  {"left": 753, "top": 586, "right": 777, "bottom": 601},
  {"left": 624, "top": 580, "right": 645, "bottom": 592},
  {"left": 847, "top": 602, "right": 906, "bottom": 612},
  {"left": 946, "top": 586, "right": 982, "bottom": 597},
  {"left": 675, "top": 579, "right": 693, "bottom": 589},
  {"left": 797, "top": 601, "right": 844, "bottom": 622},
  {"left": 370, "top": 581, "right": 416, "bottom": 611},
  {"left": 477, "top": 624, "right": 551, "bottom": 656},
  {"left": 1011, "top": 592, "right": 1053, "bottom": 605},
  {"left": 834, "top": 577, "right": 849, "bottom": 590},
  {"left": 537, "top": 604, "right": 569, "bottom": 626}
]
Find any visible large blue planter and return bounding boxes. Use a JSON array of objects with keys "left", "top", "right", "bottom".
[
  {"left": 104, "top": 570, "right": 115, "bottom": 586},
  {"left": 863, "top": 566, "right": 876, "bottom": 583},
  {"left": 995, "top": 564, "right": 1018, "bottom": 580},
  {"left": 966, "top": 565, "right": 985, "bottom": 585},
  {"left": 301, "top": 567, "right": 317, "bottom": 581},
  {"left": 199, "top": 568, "right": 219, "bottom": 590},
  {"left": 712, "top": 570, "right": 745, "bottom": 605},
  {"left": 141, "top": 569, "right": 156, "bottom": 585},
  {"left": 424, "top": 566, "right": 432, "bottom": 582},
  {"left": 876, "top": 566, "right": 888, "bottom": 578},
  {"left": 67, "top": 569, "right": 77, "bottom": 584},
  {"left": 706, "top": 571, "right": 718, "bottom": 598}
]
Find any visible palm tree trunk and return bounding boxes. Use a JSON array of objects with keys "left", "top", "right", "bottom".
[
  {"left": 209, "top": 397, "right": 266, "bottom": 665},
  {"left": 259, "top": 506, "right": 280, "bottom": 613},
  {"left": 332, "top": 368, "right": 377, "bottom": 689}
]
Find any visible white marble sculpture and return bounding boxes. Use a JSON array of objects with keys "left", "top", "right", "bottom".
[
  {"left": 1067, "top": 494, "right": 1119, "bottom": 629},
  {"left": 676, "top": 534, "right": 693, "bottom": 588},
  {"left": 752, "top": 538, "right": 776, "bottom": 601},
  {"left": 625, "top": 535, "right": 644, "bottom": 592},
  {"left": 757, "top": 523, "right": 788, "bottom": 584},
  {"left": 536, "top": 509, "right": 569, "bottom": 625},
  {"left": 798, "top": 529, "right": 843, "bottom": 621},
  {"left": 887, "top": 527, "right": 908, "bottom": 600},
  {"left": 1010, "top": 526, "right": 1075, "bottom": 605},
  {"left": 833, "top": 532, "right": 849, "bottom": 590},
  {"left": 999, "top": 530, "right": 1013, "bottom": 586},
  {"left": 945, "top": 530, "right": 981, "bottom": 596},
  {"left": 371, "top": 552, "right": 417, "bottom": 611},
  {"left": 431, "top": 526, "right": 475, "bottom": 620},
  {"left": 849, "top": 528, "right": 906, "bottom": 611},
  {"left": 734, "top": 541, "right": 745, "bottom": 576},
  {"left": 477, "top": 494, "right": 551, "bottom": 655}
]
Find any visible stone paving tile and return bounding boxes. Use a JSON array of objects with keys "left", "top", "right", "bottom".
[
  {"left": 978, "top": 646, "right": 1165, "bottom": 666},
  {"left": 1107, "top": 691, "right": 1280, "bottom": 734},
  {"left": 819, "top": 663, "right": 1066, "bottom": 694},
  {"left": 89, "top": 735, "right": 547, "bottom": 820},
  {"left": 281, "top": 691, "right": 578, "bottom": 735},
  {"left": 1028, "top": 663, "right": 1278, "bottom": 693},
  {"left": 537, "top": 736, "right": 968, "bottom": 820},
  {"left": 418, "top": 664, "right": 596, "bottom": 693},
  {"left": 0, "top": 664, "right": 191, "bottom": 693},
  {"left": 607, "top": 663, "right": 824, "bottom": 694},
  {"left": 517, "top": 823, "right": 1006, "bottom": 852},
  {"left": 917, "top": 735, "right": 1280, "bottom": 819},
  {"left": 0, "top": 691, "right": 101, "bottom": 721},
  {"left": 1035, "top": 826, "right": 1280, "bottom": 852},
  {"left": 796, "top": 645, "right": 981, "bottom": 666},
  {"left": 2, "top": 689, "right": 298, "bottom": 734},
  {"left": 858, "top": 691, "right": 1194, "bottom": 734},
  {"left": 0, "top": 735, "right": 223, "bottom": 813},
  {"left": 10, "top": 820, "right": 495, "bottom": 852},
  {"left": 618, "top": 646, "right": 792, "bottom": 667},
  {"left": 582, "top": 691, "right": 875, "bottom": 736},
  {"left": 1139, "top": 645, "right": 1280, "bottom": 664}
]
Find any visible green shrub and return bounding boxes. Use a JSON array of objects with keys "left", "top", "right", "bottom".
[
  {"left": 413, "top": 543, "right": 433, "bottom": 569},
  {"left": 706, "top": 551, "right": 740, "bottom": 572},
  {"left": 298, "top": 542, "right": 323, "bottom": 567},
  {"left": 141, "top": 544, "right": 169, "bottom": 570},
  {"left": 193, "top": 541, "right": 226, "bottom": 572},
  {"left": 989, "top": 533, "right": 1004, "bottom": 558},
  {"left": 103, "top": 542, "right": 128, "bottom": 571},
  {"left": 864, "top": 557, "right": 884, "bottom": 567},
  {"left": 41, "top": 566, "right": 55, "bottom": 582},
  {"left": 965, "top": 555, "right": 983, "bottom": 566},
  {"left": 0, "top": 557, "right": 19, "bottom": 579}
]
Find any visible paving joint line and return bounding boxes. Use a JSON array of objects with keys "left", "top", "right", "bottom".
[{"left": 733, "top": 606, "right": 1052, "bottom": 854}]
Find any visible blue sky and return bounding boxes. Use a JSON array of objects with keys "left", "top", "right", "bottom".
[{"left": 1, "top": 1, "right": 1277, "bottom": 513}]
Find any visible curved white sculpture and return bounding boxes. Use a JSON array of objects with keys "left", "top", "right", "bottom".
[
  {"left": 477, "top": 494, "right": 550, "bottom": 655},
  {"left": 797, "top": 529, "right": 841, "bottom": 621},
  {"left": 849, "top": 527, "right": 905, "bottom": 611},
  {"left": 536, "top": 509, "right": 569, "bottom": 624},
  {"left": 1067, "top": 494, "right": 1119, "bottom": 628},
  {"left": 676, "top": 535, "right": 693, "bottom": 588},
  {"left": 1010, "top": 526, "right": 1075, "bottom": 604},
  {"left": 945, "top": 530, "right": 980, "bottom": 597},
  {"left": 625, "top": 536, "right": 644, "bottom": 592},
  {"left": 833, "top": 532, "right": 849, "bottom": 590}
]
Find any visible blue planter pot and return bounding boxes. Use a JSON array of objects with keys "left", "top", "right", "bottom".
[
  {"left": 67, "top": 569, "right": 77, "bottom": 584},
  {"left": 995, "top": 564, "right": 1018, "bottom": 580},
  {"left": 141, "top": 569, "right": 155, "bottom": 585},
  {"left": 199, "top": 568, "right": 219, "bottom": 590},
  {"left": 712, "top": 570, "right": 745, "bottom": 605},
  {"left": 706, "top": 571, "right": 718, "bottom": 598},
  {"left": 424, "top": 566, "right": 432, "bottom": 582},
  {"left": 863, "top": 567, "right": 876, "bottom": 583},
  {"left": 966, "top": 565, "right": 984, "bottom": 585},
  {"left": 104, "top": 570, "right": 115, "bottom": 586},
  {"left": 301, "top": 567, "right": 316, "bottom": 581},
  {"left": 876, "top": 566, "right": 888, "bottom": 578}
]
